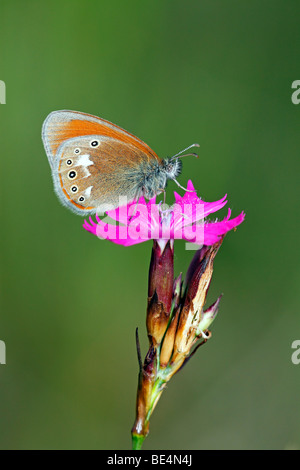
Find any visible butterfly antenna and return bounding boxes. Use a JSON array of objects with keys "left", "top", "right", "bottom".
[
  {"left": 173, "top": 152, "right": 199, "bottom": 160},
  {"left": 170, "top": 143, "right": 200, "bottom": 161}
]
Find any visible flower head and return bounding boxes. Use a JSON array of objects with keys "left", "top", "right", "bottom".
[{"left": 83, "top": 180, "right": 245, "bottom": 248}]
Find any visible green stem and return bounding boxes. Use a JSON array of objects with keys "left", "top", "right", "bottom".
[
  {"left": 147, "top": 377, "right": 165, "bottom": 420},
  {"left": 132, "top": 433, "right": 145, "bottom": 450},
  {"left": 131, "top": 375, "right": 167, "bottom": 450}
]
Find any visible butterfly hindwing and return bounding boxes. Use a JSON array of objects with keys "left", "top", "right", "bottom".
[{"left": 52, "top": 135, "right": 154, "bottom": 214}]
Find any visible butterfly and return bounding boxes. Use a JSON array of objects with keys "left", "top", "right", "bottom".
[{"left": 42, "top": 110, "right": 199, "bottom": 215}]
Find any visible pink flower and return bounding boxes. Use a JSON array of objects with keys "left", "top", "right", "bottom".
[{"left": 83, "top": 180, "right": 245, "bottom": 247}]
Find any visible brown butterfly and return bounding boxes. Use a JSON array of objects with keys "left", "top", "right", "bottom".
[{"left": 42, "top": 110, "right": 199, "bottom": 214}]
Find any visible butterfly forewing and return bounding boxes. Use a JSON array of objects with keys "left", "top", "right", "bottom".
[
  {"left": 42, "top": 110, "right": 163, "bottom": 215},
  {"left": 42, "top": 110, "right": 159, "bottom": 167}
]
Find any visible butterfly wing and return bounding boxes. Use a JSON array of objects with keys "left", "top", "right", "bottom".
[{"left": 42, "top": 110, "right": 161, "bottom": 214}]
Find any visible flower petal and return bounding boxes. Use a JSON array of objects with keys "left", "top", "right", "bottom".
[{"left": 82, "top": 180, "right": 245, "bottom": 247}]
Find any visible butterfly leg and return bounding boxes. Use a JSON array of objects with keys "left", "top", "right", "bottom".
[
  {"left": 173, "top": 179, "right": 196, "bottom": 193},
  {"left": 161, "top": 189, "right": 166, "bottom": 205},
  {"left": 128, "top": 190, "right": 142, "bottom": 221},
  {"left": 156, "top": 188, "right": 166, "bottom": 205},
  {"left": 131, "top": 200, "right": 139, "bottom": 218}
]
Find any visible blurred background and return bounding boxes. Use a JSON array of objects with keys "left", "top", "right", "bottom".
[{"left": 1, "top": 0, "right": 300, "bottom": 450}]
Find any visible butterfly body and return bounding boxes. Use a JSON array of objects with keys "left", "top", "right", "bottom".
[{"left": 42, "top": 110, "right": 182, "bottom": 215}]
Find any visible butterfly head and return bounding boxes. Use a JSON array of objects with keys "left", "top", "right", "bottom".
[
  {"left": 162, "top": 157, "right": 182, "bottom": 180},
  {"left": 141, "top": 158, "right": 182, "bottom": 200}
]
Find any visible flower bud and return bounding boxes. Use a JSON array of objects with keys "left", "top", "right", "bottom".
[
  {"left": 148, "top": 240, "right": 174, "bottom": 313},
  {"left": 170, "top": 240, "right": 223, "bottom": 370},
  {"left": 147, "top": 240, "right": 174, "bottom": 346}
]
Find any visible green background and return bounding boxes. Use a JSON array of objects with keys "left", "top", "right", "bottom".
[{"left": 1, "top": 0, "right": 300, "bottom": 450}]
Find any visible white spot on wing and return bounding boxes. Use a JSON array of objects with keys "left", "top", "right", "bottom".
[
  {"left": 83, "top": 168, "right": 91, "bottom": 177},
  {"left": 75, "top": 153, "right": 94, "bottom": 178},
  {"left": 75, "top": 154, "right": 94, "bottom": 168},
  {"left": 84, "top": 186, "right": 93, "bottom": 198}
]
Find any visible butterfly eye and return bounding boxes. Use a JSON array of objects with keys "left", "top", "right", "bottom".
[
  {"left": 68, "top": 170, "right": 77, "bottom": 179},
  {"left": 66, "top": 159, "right": 73, "bottom": 166},
  {"left": 78, "top": 196, "right": 85, "bottom": 203},
  {"left": 90, "top": 140, "right": 99, "bottom": 147},
  {"left": 74, "top": 148, "right": 80, "bottom": 154},
  {"left": 71, "top": 185, "right": 78, "bottom": 193}
]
